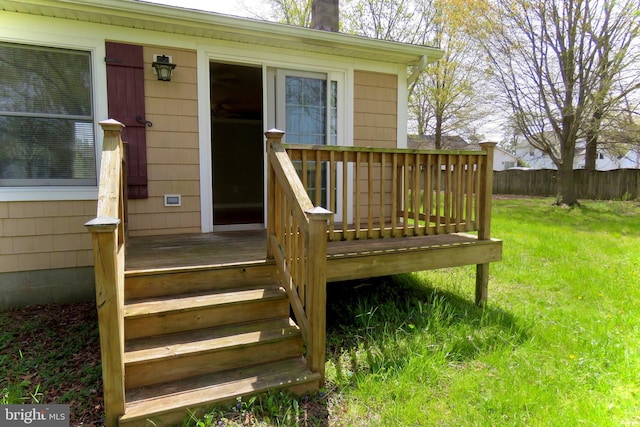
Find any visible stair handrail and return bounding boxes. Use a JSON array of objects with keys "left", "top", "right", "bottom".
[
  {"left": 85, "top": 119, "right": 127, "bottom": 427},
  {"left": 265, "top": 129, "right": 332, "bottom": 382}
]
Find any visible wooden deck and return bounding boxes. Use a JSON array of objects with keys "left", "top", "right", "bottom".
[
  {"left": 126, "top": 230, "right": 502, "bottom": 282},
  {"left": 88, "top": 124, "right": 502, "bottom": 425}
]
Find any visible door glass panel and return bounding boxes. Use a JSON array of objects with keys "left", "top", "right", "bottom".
[
  {"left": 285, "top": 76, "right": 327, "bottom": 145},
  {"left": 284, "top": 74, "right": 327, "bottom": 204}
]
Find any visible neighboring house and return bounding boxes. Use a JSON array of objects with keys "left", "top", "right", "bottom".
[
  {"left": 408, "top": 134, "right": 516, "bottom": 170},
  {"left": 407, "top": 134, "right": 473, "bottom": 151},
  {"left": 514, "top": 137, "right": 626, "bottom": 170},
  {"left": 620, "top": 148, "right": 640, "bottom": 169},
  {"left": 0, "top": 1, "right": 443, "bottom": 307},
  {"left": 494, "top": 146, "right": 519, "bottom": 171}
]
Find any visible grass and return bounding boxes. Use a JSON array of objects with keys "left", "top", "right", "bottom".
[
  {"left": 2, "top": 197, "right": 639, "bottom": 426},
  {"left": 186, "top": 197, "right": 640, "bottom": 426}
]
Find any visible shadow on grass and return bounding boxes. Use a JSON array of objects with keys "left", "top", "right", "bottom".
[{"left": 325, "top": 274, "right": 529, "bottom": 385}]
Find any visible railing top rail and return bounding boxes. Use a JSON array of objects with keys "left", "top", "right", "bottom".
[
  {"left": 283, "top": 143, "right": 488, "bottom": 157},
  {"left": 269, "top": 140, "right": 315, "bottom": 213}
]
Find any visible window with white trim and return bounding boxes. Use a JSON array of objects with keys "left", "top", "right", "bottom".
[
  {"left": 275, "top": 69, "right": 339, "bottom": 207},
  {"left": 0, "top": 43, "right": 96, "bottom": 186}
]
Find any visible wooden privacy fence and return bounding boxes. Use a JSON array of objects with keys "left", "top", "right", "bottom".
[
  {"left": 84, "top": 119, "right": 127, "bottom": 427},
  {"left": 494, "top": 168, "right": 640, "bottom": 200},
  {"left": 265, "top": 130, "right": 332, "bottom": 383},
  {"left": 284, "top": 142, "right": 496, "bottom": 242}
]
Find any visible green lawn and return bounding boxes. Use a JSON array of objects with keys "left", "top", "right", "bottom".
[
  {"left": 321, "top": 197, "right": 640, "bottom": 426},
  {"left": 2, "top": 197, "right": 639, "bottom": 426}
]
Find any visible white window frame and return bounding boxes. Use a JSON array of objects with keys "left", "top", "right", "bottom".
[
  {"left": 273, "top": 68, "right": 347, "bottom": 223},
  {"left": 0, "top": 20, "right": 106, "bottom": 202}
]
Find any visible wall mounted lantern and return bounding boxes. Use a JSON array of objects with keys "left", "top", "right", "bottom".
[{"left": 152, "top": 54, "right": 176, "bottom": 81}]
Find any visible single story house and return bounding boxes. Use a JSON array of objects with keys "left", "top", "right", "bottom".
[
  {"left": 0, "top": 0, "right": 445, "bottom": 308},
  {"left": 1, "top": 1, "right": 503, "bottom": 424},
  {"left": 514, "top": 137, "right": 629, "bottom": 170}
]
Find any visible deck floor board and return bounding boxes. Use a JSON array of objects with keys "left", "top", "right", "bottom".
[{"left": 126, "top": 230, "right": 496, "bottom": 273}]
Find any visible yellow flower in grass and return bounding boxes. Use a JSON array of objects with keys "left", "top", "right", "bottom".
[{"left": 569, "top": 355, "right": 576, "bottom": 360}]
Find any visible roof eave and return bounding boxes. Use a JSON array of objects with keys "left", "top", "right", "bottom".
[{"left": 0, "top": 0, "right": 443, "bottom": 65}]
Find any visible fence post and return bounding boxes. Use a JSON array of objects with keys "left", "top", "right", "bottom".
[
  {"left": 305, "top": 206, "right": 332, "bottom": 383},
  {"left": 476, "top": 142, "right": 496, "bottom": 306},
  {"left": 265, "top": 129, "right": 285, "bottom": 259}
]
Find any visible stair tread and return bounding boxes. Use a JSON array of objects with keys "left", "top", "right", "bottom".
[
  {"left": 125, "top": 318, "right": 300, "bottom": 364},
  {"left": 121, "top": 358, "right": 319, "bottom": 422},
  {"left": 124, "top": 285, "right": 286, "bottom": 318}
]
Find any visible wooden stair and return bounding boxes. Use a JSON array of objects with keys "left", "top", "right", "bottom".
[{"left": 119, "top": 263, "right": 320, "bottom": 426}]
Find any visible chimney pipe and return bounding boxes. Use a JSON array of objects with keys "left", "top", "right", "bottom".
[{"left": 312, "top": 0, "right": 339, "bottom": 32}]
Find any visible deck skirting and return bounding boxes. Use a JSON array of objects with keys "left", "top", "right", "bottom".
[{"left": 326, "top": 233, "right": 502, "bottom": 282}]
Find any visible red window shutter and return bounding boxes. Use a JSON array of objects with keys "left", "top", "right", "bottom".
[{"left": 105, "top": 42, "right": 148, "bottom": 199}]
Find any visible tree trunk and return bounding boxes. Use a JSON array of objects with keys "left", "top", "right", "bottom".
[
  {"left": 555, "top": 143, "right": 579, "bottom": 206},
  {"left": 584, "top": 109, "right": 603, "bottom": 171},
  {"left": 435, "top": 114, "right": 443, "bottom": 149}
]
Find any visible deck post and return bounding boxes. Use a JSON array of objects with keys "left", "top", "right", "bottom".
[
  {"left": 305, "top": 206, "right": 332, "bottom": 383},
  {"left": 265, "top": 129, "right": 285, "bottom": 259},
  {"left": 476, "top": 142, "right": 496, "bottom": 305},
  {"left": 85, "top": 120, "right": 126, "bottom": 426},
  {"left": 85, "top": 219, "right": 125, "bottom": 427}
]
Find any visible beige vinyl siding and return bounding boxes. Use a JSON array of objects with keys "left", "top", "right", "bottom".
[
  {"left": 0, "top": 201, "right": 94, "bottom": 273},
  {"left": 354, "top": 70, "right": 397, "bottom": 149},
  {"left": 353, "top": 70, "right": 398, "bottom": 222},
  {"left": 127, "top": 47, "right": 201, "bottom": 237}
]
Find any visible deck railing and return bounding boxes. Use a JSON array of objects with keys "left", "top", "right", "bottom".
[
  {"left": 85, "top": 119, "right": 127, "bottom": 427},
  {"left": 284, "top": 143, "right": 496, "bottom": 242},
  {"left": 265, "top": 130, "right": 332, "bottom": 382}
]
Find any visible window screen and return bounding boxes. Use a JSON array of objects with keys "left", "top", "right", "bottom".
[{"left": 0, "top": 43, "right": 96, "bottom": 186}]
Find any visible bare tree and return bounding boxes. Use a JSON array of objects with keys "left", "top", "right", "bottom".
[
  {"left": 409, "top": 0, "right": 489, "bottom": 148},
  {"left": 341, "top": 0, "right": 435, "bottom": 44},
  {"left": 480, "top": 0, "right": 640, "bottom": 205},
  {"left": 251, "top": 0, "right": 314, "bottom": 26}
]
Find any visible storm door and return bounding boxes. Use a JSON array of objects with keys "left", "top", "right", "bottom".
[{"left": 210, "top": 62, "right": 264, "bottom": 226}]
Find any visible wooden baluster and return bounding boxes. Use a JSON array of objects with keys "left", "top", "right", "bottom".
[
  {"left": 327, "top": 151, "right": 338, "bottom": 242},
  {"left": 425, "top": 154, "right": 432, "bottom": 234},
  {"left": 465, "top": 156, "right": 474, "bottom": 231},
  {"left": 379, "top": 153, "right": 387, "bottom": 236},
  {"left": 315, "top": 150, "right": 322, "bottom": 206},
  {"left": 412, "top": 153, "right": 421, "bottom": 235},
  {"left": 435, "top": 154, "right": 442, "bottom": 234},
  {"left": 391, "top": 153, "right": 398, "bottom": 237},
  {"left": 367, "top": 151, "right": 374, "bottom": 239},
  {"left": 456, "top": 155, "right": 464, "bottom": 232},
  {"left": 342, "top": 151, "right": 349, "bottom": 237},
  {"left": 444, "top": 155, "right": 452, "bottom": 233},
  {"left": 355, "top": 152, "right": 361, "bottom": 239}
]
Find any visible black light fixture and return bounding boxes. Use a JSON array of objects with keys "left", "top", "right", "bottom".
[{"left": 152, "top": 55, "right": 176, "bottom": 81}]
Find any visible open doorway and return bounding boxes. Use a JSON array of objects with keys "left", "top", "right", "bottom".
[{"left": 210, "top": 62, "right": 263, "bottom": 226}]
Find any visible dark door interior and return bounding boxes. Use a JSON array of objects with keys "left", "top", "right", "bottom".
[{"left": 211, "top": 62, "right": 264, "bottom": 225}]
